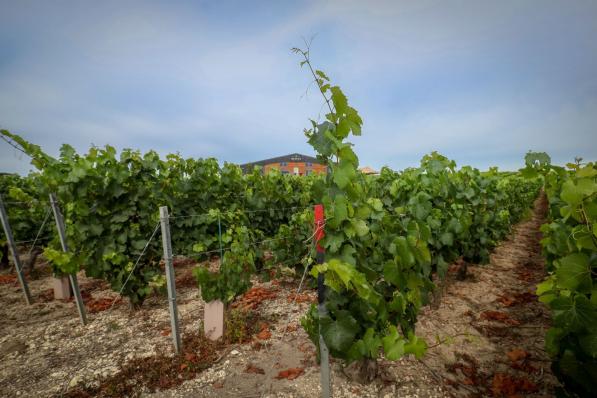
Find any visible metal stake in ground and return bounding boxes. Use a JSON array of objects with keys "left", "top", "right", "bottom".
[
  {"left": 159, "top": 206, "right": 182, "bottom": 354},
  {"left": 49, "top": 193, "right": 88, "bottom": 325},
  {"left": 0, "top": 194, "right": 33, "bottom": 305},
  {"left": 314, "top": 204, "right": 331, "bottom": 398}
]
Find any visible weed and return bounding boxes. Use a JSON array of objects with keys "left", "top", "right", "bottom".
[{"left": 224, "top": 307, "right": 259, "bottom": 344}]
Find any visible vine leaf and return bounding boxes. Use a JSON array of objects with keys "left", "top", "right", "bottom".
[
  {"left": 404, "top": 332, "right": 427, "bottom": 359},
  {"left": 320, "top": 311, "right": 358, "bottom": 353},
  {"left": 307, "top": 122, "right": 336, "bottom": 157},
  {"left": 551, "top": 295, "right": 597, "bottom": 331},
  {"left": 333, "top": 161, "right": 356, "bottom": 189},
  {"left": 555, "top": 253, "right": 591, "bottom": 293},
  {"left": 382, "top": 325, "right": 406, "bottom": 360},
  {"left": 579, "top": 332, "right": 597, "bottom": 357},
  {"left": 362, "top": 328, "right": 382, "bottom": 358}
]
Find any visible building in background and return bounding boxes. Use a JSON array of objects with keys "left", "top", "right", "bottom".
[
  {"left": 240, "top": 153, "right": 327, "bottom": 176},
  {"left": 359, "top": 166, "right": 379, "bottom": 175}
]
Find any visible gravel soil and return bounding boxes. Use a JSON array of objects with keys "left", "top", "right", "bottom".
[{"left": 0, "top": 194, "right": 557, "bottom": 397}]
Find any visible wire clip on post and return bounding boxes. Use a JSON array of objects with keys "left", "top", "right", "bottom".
[{"left": 314, "top": 204, "right": 331, "bottom": 398}]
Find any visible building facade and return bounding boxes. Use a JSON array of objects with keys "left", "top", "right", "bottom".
[{"left": 240, "top": 153, "right": 327, "bottom": 176}]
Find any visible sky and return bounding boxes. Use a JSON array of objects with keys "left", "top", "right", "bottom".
[{"left": 1, "top": 0, "right": 596, "bottom": 175}]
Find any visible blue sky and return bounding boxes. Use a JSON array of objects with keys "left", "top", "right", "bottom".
[{"left": 1, "top": 0, "right": 596, "bottom": 175}]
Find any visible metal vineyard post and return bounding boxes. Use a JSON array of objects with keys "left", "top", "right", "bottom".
[{"left": 0, "top": 194, "right": 32, "bottom": 305}]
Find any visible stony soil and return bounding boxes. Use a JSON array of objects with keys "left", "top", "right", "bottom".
[
  {"left": 0, "top": 194, "right": 557, "bottom": 397},
  {"left": 411, "top": 193, "right": 559, "bottom": 397}
]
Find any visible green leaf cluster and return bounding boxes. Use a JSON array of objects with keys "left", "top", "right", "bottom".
[
  {"left": 192, "top": 225, "right": 256, "bottom": 303},
  {"left": 1, "top": 130, "right": 317, "bottom": 305},
  {"left": 534, "top": 161, "right": 597, "bottom": 396},
  {"left": 263, "top": 208, "right": 315, "bottom": 277},
  {"left": 371, "top": 153, "right": 542, "bottom": 275},
  {"left": 0, "top": 172, "right": 55, "bottom": 268},
  {"left": 298, "top": 63, "right": 541, "bottom": 365}
]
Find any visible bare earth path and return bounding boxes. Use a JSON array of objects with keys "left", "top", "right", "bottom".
[
  {"left": 0, "top": 194, "right": 558, "bottom": 397},
  {"left": 407, "top": 192, "right": 559, "bottom": 397}
]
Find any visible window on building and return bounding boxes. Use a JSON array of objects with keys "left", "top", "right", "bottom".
[
  {"left": 306, "top": 162, "right": 312, "bottom": 166},
  {"left": 281, "top": 170, "right": 289, "bottom": 174},
  {"left": 280, "top": 162, "right": 287, "bottom": 166}
]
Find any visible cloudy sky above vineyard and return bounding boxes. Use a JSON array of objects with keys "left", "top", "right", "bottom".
[{"left": 1, "top": 0, "right": 596, "bottom": 174}]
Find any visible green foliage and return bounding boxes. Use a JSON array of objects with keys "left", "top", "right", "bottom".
[
  {"left": 1, "top": 129, "right": 316, "bottom": 306},
  {"left": 44, "top": 145, "right": 167, "bottom": 305},
  {"left": 264, "top": 207, "right": 315, "bottom": 276},
  {"left": 520, "top": 150, "right": 552, "bottom": 178},
  {"left": 534, "top": 161, "right": 597, "bottom": 396},
  {"left": 295, "top": 51, "right": 540, "bottom": 365},
  {"left": 43, "top": 247, "right": 80, "bottom": 274},
  {"left": 300, "top": 304, "right": 321, "bottom": 359},
  {"left": 1, "top": 129, "right": 56, "bottom": 170},
  {"left": 525, "top": 151, "right": 552, "bottom": 169},
  {"left": 224, "top": 307, "right": 259, "bottom": 344},
  {"left": 244, "top": 168, "right": 313, "bottom": 237},
  {"left": 0, "top": 81, "right": 540, "bottom": 354},
  {"left": 192, "top": 224, "right": 256, "bottom": 304},
  {"left": 0, "top": 172, "right": 54, "bottom": 266},
  {"left": 372, "top": 154, "right": 541, "bottom": 273}
]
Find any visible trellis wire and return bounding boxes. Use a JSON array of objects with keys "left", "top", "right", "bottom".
[
  {"left": 55, "top": 208, "right": 314, "bottom": 396},
  {"left": 7, "top": 209, "right": 53, "bottom": 275},
  {"left": 56, "top": 220, "right": 165, "bottom": 396},
  {"left": 48, "top": 200, "right": 314, "bottom": 390},
  {"left": 14, "top": 235, "right": 53, "bottom": 245},
  {"left": 256, "top": 253, "right": 314, "bottom": 356},
  {"left": 172, "top": 259, "right": 317, "bottom": 319},
  {"left": 167, "top": 205, "right": 311, "bottom": 220},
  {"left": 1, "top": 200, "right": 43, "bottom": 206},
  {"left": 278, "top": 220, "right": 323, "bottom": 342},
  {"left": 235, "top": 205, "right": 312, "bottom": 215},
  {"left": 108, "top": 221, "right": 161, "bottom": 311},
  {"left": 173, "top": 229, "right": 304, "bottom": 260}
]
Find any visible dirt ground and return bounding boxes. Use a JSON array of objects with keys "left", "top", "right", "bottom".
[{"left": 0, "top": 194, "right": 558, "bottom": 397}]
